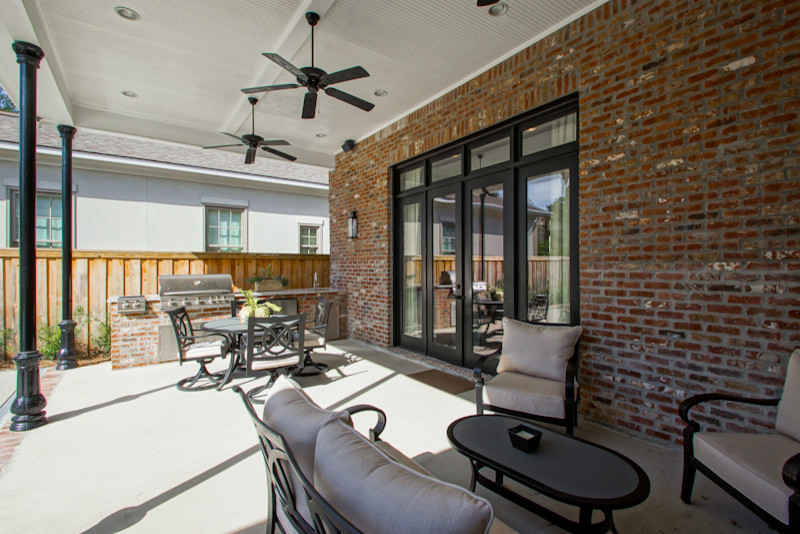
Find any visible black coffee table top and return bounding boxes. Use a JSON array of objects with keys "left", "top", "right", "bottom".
[{"left": 447, "top": 415, "right": 650, "bottom": 509}]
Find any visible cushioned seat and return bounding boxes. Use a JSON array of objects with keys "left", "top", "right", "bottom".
[
  {"left": 166, "top": 306, "right": 231, "bottom": 391},
  {"left": 694, "top": 432, "right": 797, "bottom": 524},
  {"left": 184, "top": 340, "right": 228, "bottom": 359},
  {"left": 680, "top": 348, "right": 800, "bottom": 533},
  {"left": 475, "top": 317, "right": 582, "bottom": 434},
  {"left": 315, "top": 416, "right": 495, "bottom": 534},
  {"left": 240, "top": 375, "right": 515, "bottom": 534},
  {"left": 482, "top": 371, "right": 569, "bottom": 419}
]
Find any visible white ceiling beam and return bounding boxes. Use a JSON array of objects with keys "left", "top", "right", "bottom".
[{"left": 223, "top": 0, "right": 337, "bottom": 134}]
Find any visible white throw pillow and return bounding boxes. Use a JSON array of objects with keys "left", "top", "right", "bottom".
[
  {"left": 775, "top": 349, "right": 800, "bottom": 442},
  {"left": 496, "top": 318, "right": 582, "bottom": 381}
]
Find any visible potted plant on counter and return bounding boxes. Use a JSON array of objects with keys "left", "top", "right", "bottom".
[
  {"left": 238, "top": 290, "right": 282, "bottom": 323},
  {"left": 246, "top": 265, "right": 290, "bottom": 291}
]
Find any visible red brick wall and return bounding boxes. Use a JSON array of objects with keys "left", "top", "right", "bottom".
[{"left": 330, "top": 0, "right": 799, "bottom": 446}]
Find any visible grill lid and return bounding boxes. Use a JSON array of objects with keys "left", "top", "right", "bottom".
[{"left": 158, "top": 274, "right": 233, "bottom": 296}]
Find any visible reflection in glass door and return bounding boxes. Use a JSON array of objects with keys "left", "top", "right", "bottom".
[
  {"left": 524, "top": 166, "right": 572, "bottom": 324},
  {"left": 469, "top": 181, "right": 505, "bottom": 362},
  {"left": 399, "top": 199, "right": 423, "bottom": 351},
  {"left": 429, "top": 187, "right": 461, "bottom": 364}
]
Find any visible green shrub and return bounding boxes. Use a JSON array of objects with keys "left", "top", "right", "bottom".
[
  {"left": 75, "top": 306, "right": 111, "bottom": 356},
  {"left": 38, "top": 324, "right": 62, "bottom": 360},
  {"left": 0, "top": 328, "right": 16, "bottom": 359}
]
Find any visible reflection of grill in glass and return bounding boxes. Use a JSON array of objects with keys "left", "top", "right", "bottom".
[{"left": 158, "top": 274, "right": 234, "bottom": 310}]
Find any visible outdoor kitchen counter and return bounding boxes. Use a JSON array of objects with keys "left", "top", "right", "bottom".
[{"left": 108, "top": 289, "right": 347, "bottom": 370}]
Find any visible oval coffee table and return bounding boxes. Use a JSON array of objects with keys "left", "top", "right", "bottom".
[{"left": 447, "top": 415, "right": 650, "bottom": 533}]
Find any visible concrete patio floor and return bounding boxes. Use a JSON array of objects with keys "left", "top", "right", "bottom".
[{"left": 0, "top": 340, "right": 774, "bottom": 533}]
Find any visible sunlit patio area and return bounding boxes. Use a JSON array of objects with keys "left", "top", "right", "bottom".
[{"left": 0, "top": 342, "right": 775, "bottom": 533}]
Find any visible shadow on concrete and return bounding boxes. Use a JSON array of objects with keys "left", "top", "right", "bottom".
[
  {"left": 80, "top": 445, "right": 259, "bottom": 534},
  {"left": 47, "top": 383, "right": 176, "bottom": 424}
]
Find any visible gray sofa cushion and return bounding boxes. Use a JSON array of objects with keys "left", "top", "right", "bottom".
[
  {"left": 314, "top": 416, "right": 494, "bottom": 534},
  {"left": 262, "top": 375, "right": 349, "bottom": 478},
  {"left": 776, "top": 349, "right": 800, "bottom": 442},
  {"left": 496, "top": 318, "right": 582, "bottom": 381}
]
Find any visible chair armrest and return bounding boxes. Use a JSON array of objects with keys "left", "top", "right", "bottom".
[
  {"left": 344, "top": 404, "right": 387, "bottom": 442},
  {"left": 679, "top": 393, "right": 779, "bottom": 429},
  {"left": 565, "top": 357, "right": 578, "bottom": 401},
  {"left": 474, "top": 353, "right": 500, "bottom": 382},
  {"left": 783, "top": 452, "right": 800, "bottom": 491}
]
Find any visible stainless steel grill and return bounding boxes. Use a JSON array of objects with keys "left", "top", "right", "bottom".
[{"left": 158, "top": 274, "right": 234, "bottom": 310}]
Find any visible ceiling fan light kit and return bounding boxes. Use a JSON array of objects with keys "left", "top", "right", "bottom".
[{"left": 241, "top": 11, "right": 375, "bottom": 119}]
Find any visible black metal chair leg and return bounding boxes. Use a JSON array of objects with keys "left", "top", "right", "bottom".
[{"left": 681, "top": 459, "right": 696, "bottom": 503}]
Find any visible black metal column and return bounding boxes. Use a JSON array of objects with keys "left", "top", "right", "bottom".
[
  {"left": 57, "top": 125, "right": 77, "bottom": 370},
  {"left": 10, "top": 41, "right": 47, "bottom": 432}
]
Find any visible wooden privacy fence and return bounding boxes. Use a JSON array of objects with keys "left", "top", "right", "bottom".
[
  {"left": 0, "top": 249, "right": 330, "bottom": 349},
  {"left": 406, "top": 255, "right": 567, "bottom": 292}
]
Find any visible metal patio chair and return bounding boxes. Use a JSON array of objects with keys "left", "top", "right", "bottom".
[
  {"left": 244, "top": 314, "right": 306, "bottom": 398},
  {"left": 166, "top": 306, "right": 231, "bottom": 392}
]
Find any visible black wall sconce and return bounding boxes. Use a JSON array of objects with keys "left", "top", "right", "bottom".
[
  {"left": 342, "top": 139, "right": 356, "bottom": 152},
  {"left": 347, "top": 211, "right": 358, "bottom": 238}
]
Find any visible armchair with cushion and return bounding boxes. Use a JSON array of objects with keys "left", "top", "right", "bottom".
[
  {"left": 679, "top": 349, "right": 800, "bottom": 533},
  {"left": 475, "top": 317, "right": 582, "bottom": 434},
  {"left": 243, "top": 314, "right": 306, "bottom": 398},
  {"left": 166, "top": 306, "right": 231, "bottom": 391}
]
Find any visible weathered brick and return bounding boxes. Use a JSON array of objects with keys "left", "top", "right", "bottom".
[{"left": 331, "top": 0, "right": 799, "bottom": 448}]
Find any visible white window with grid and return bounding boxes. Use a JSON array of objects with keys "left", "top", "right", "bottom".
[
  {"left": 299, "top": 225, "right": 320, "bottom": 254},
  {"left": 10, "top": 190, "right": 62, "bottom": 248},
  {"left": 206, "top": 206, "right": 243, "bottom": 252}
]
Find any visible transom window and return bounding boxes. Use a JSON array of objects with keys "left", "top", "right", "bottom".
[
  {"left": 206, "top": 206, "right": 243, "bottom": 252},
  {"left": 300, "top": 225, "right": 320, "bottom": 254},
  {"left": 10, "top": 190, "right": 62, "bottom": 248}
]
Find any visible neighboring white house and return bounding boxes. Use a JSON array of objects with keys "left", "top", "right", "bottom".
[{"left": 0, "top": 112, "right": 330, "bottom": 254}]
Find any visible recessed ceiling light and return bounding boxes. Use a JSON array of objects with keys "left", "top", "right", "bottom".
[
  {"left": 374, "top": 89, "right": 388, "bottom": 97},
  {"left": 316, "top": 133, "right": 327, "bottom": 138},
  {"left": 488, "top": 2, "right": 508, "bottom": 16},
  {"left": 121, "top": 90, "right": 138, "bottom": 97},
  {"left": 115, "top": 6, "right": 140, "bottom": 21}
]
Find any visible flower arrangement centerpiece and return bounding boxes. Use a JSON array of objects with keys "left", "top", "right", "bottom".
[{"left": 238, "top": 290, "right": 282, "bottom": 323}]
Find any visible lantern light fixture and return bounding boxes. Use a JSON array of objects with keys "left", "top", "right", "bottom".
[{"left": 347, "top": 211, "right": 358, "bottom": 239}]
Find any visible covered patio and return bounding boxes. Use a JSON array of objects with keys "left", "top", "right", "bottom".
[
  {"left": 0, "top": 0, "right": 798, "bottom": 532},
  {"left": 0, "top": 341, "right": 774, "bottom": 533}
]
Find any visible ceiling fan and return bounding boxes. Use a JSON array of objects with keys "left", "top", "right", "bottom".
[
  {"left": 203, "top": 97, "right": 297, "bottom": 164},
  {"left": 241, "top": 11, "right": 374, "bottom": 119}
]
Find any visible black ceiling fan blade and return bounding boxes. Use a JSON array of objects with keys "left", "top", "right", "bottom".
[
  {"left": 244, "top": 146, "right": 257, "bottom": 164},
  {"left": 262, "top": 53, "right": 308, "bottom": 82},
  {"left": 241, "top": 83, "right": 301, "bottom": 95},
  {"left": 262, "top": 146, "right": 297, "bottom": 162},
  {"left": 203, "top": 143, "right": 244, "bottom": 149},
  {"left": 257, "top": 139, "right": 291, "bottom": 147},
  {"left": 302, "top": 91, "right": 318, "bottom": 119},
  {"left": 221, "top": 132, "right": 246, "bottom": 143},
  {"left": 320, "top": 66, "right": 370, "bottom": 86},
  {"left": 324, "top": 87, "right": 375, "bottom": 112},
  {"left": 477, "top": 0, "right": 499, "bottom": 6}
]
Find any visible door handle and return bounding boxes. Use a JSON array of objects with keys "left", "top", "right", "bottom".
[{"left": 452, "top": 294, "right": 465, "bottom": 300}]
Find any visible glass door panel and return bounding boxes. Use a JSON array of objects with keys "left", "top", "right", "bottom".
[
  {"left": 524, "top": 167, "right": 572, "bottom": 324},
  {"left": 428, "top": 186, "right": 461, "bottom": 364},
  {"left": 400, "top": 200, "right": 423, "bottom": 346},
  {"left": 468, "top": 181, "right": 505, "bottom": 363}
]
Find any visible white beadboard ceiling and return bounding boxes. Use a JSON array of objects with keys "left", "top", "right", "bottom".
[{"left": 0, "top": 0, "right": 606, "bottom": 169}]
